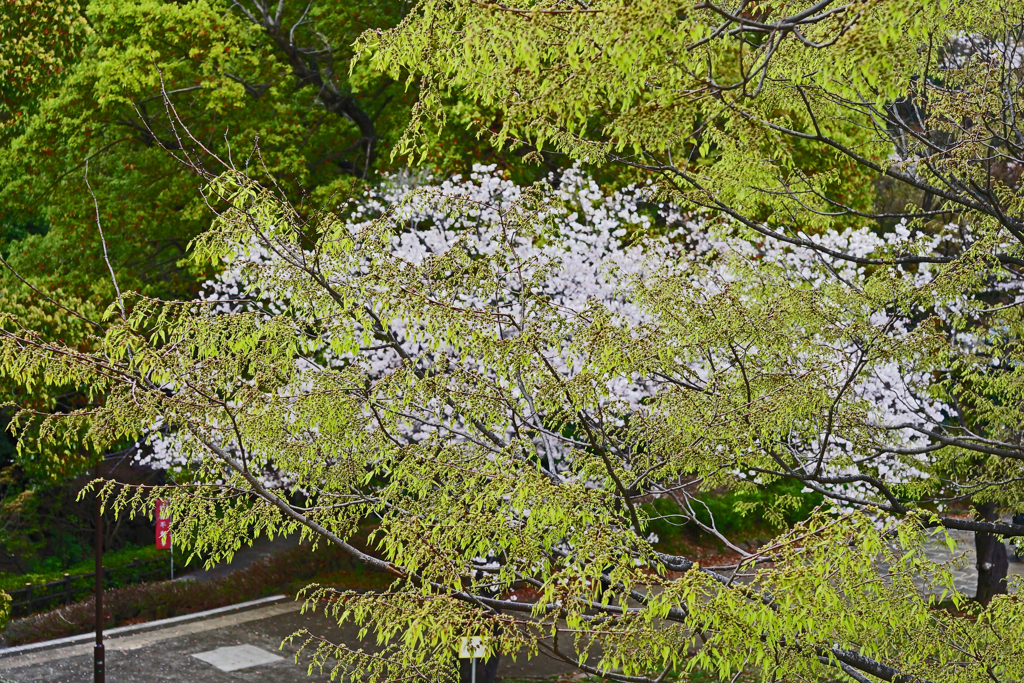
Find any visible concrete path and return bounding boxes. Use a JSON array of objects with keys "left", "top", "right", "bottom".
[
  {"left": 0, "top": 598, "right": 577, "bottom": 682},
  {"left": 919, "top": 527, "right": 1023, "bottom": 596},
  {"left": 178, "top": 534, "right": 302, "bottom": 582}
]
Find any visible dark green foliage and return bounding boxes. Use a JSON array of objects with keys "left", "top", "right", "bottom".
[
  {"left": 0, "top": 211, "right": 47, "bottom": 257},
  {"left": 643, "top": 482, "right": 824, "bottom": 555},
  {"left": 0, "top": 463, "right": 161, "bottom": 575},
  {"left": 0, "top": 541, "right": 183, "bottom": 593}
]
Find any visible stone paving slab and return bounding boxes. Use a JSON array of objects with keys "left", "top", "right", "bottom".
[{"left": 191, "top": 644, "right": 284, "bottom": 672}]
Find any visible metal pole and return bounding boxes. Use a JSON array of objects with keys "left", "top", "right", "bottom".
[
  {"left": 471, "top": 656, "right": 476, "bottom": 683},
  {"left": 94, "top": 462, "right": 105, "bottom": 683},
  {"left": 168, "top": 472, "right": 174, "bottom": 580}
]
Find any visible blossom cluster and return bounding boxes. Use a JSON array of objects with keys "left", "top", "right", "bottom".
[{"left": 139, "top": 165, "right": 960, "bottom": 522}]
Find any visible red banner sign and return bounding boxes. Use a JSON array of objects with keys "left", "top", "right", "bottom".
[{"left": 155, "top": 499, "right": 171, "bottom": 549}]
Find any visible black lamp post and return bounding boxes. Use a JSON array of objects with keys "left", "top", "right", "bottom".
[{"left": 94, "top": 461, "right": 104, "bottom": 683}]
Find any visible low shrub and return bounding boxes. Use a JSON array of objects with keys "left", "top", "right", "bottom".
[{"left": 643, "top": 480, "right": 824, "bottom": 554}]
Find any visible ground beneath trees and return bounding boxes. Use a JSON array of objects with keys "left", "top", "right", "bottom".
[
  {"left": 917, "top": 526, "right": 1023, "bottom": 594},
  {"left": 0, "top": 598, "right": 579, "bottom": 682},
  {"left": 2, "top": 524, "right": 1018, "bottom": 681}
]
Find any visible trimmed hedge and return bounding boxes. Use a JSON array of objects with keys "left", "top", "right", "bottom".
[{"left": 2, "top": 542, "right": 378, "bottom": 646}]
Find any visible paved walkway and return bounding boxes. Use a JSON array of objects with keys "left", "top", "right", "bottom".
[
  {"left": 178, "top": 534, "right": 302, "bottom": 582},
  {"left": 5, "top": 527, "right": 1017, "bottom": 682},
  {"left": 919, "top": 527, "right": 1023, "bottom": 595},
  {"left": 0, "top": 599, "right": 577, "bottom": 682}
]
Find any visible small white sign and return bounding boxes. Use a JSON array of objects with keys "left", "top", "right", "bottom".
[{"left": 458, "top": 636, "right": 488, "bottom": 659}]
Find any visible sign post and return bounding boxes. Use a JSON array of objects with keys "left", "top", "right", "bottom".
[
  {"left": 155, "top": 500, "right": 172, "bottom": 579},
  {"left": 458, "top": 637, "right": 488, "bottom": 683},
  {"left": 94, "top": 463, "right": 104, "bottom": 683}
]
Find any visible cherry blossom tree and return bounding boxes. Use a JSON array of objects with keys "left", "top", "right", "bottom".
[
  {"left": 3, "top": 149, "right": 1023, "bottom": 681},
  {"left": 361, "top": 0, "right": 1024, "bottom": 607}
]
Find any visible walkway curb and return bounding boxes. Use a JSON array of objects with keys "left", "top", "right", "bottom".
[{"left": 0, "top": 594, "right": 289, "bottom": 658}]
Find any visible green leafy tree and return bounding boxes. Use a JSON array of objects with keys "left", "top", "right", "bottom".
[
  {"left": 0, "top": 0, "right": 547, "bottom": 358},
  {"left": 0, "top": 0, "right": 544, "bottom": 523},
  {"left": 360, "top": 0, "right": 1024, "bottom": 603},
  {"left": 0, "top": 0, "right": 587, "bottom": 579},
  {"left": 2, "top": 147, "right": 1024, "bottom": 681},
  {"left": 0, "top": 0, "right": 424, "bottom": 500},
  {"left": 7, "top": 1, "right": 1024, "bottom": 680},
  {"left": 1, "top": 0, "right": 413, "bottom": 301}
]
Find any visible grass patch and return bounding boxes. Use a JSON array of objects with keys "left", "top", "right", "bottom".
[{"left": 0, "top": 543, "right": 187, "bottom": 593}]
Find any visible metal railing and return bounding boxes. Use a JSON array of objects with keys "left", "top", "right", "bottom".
[{"left": 6, "top": 557, "right": 172, "bottom": 618}]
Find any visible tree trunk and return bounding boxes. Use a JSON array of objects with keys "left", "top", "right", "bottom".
[{"left": 975, "top": 502, "right": 1009, "bottom": 606}]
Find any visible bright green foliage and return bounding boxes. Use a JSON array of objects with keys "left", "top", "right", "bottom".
[
  {"left": 0, "top": 0, "right": 555, "bottom": 306},
  {"left": 1, "top": 0, "right": 400, "bottom": 301},
  {"left": 0, "top": 277, "right": 105, "bottom": 480},
  {"left": 0, "top": 589, "right": 9, "bottom": 633},
  {"left": 642, "top": 480, "right": 824, "bottom": 553},
  {"left": 7, "top": 0, "right": 1024, "bottom": 679},
  {"left": 358, "top": 0, "right": 1024, "bottom": 604},
  {"left": 1, "top": 166, "right": 1023, "bottom": 681},
  {"left": 0, "top": 0, "right": 89, "bottom": 133},
  {"left": 356, "top": 0, "right": 1006, "bottom": 232}
]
